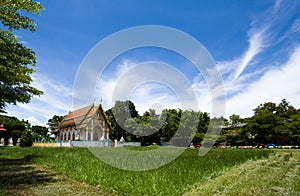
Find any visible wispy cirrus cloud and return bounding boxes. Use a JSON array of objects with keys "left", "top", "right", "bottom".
[
  {"left": 219, "top": 0, "right": 299, "bottom": 85},
  {"left": 227, "top": 28, "right": 267, "bottom": 82},
  {"left": 225, "top": 45, "right": 300, "bottom": 117},
  {"left": 95, "top": 0, "right": 300, "bottom": 119},
  {"left": 192, "top": 0, "right": 300, "bottom": 117},
  {"left": 291, "top": 17, "right": 300, "bottom": 33}
]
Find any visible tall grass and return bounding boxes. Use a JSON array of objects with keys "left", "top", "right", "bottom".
[{"left": 0, "top": 147, "right": 272, "bottom": 195}]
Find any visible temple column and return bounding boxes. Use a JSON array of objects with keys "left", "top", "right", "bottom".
[
  {"left": 106, "top": 129, "right": 109, "bottom": 140},
  {"left": 85, "top": 129, "right": 88, "bottom": 141},
  {"left": 70, "top": 128, "right": 74, "bottom": 141},
  {"left": 66, "top": 130, "right": 69, "bottom": 140},
  {"left": 75, "top": 129, "right": 79, "bottom": 140},
  {"left": 91, "top": 130, "right": 94, "bottom": 141}
]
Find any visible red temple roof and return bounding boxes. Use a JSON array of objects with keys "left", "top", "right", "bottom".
[
  {"left": 0, "top": 125, "right": 6, "bottom": 131},
  {"left": 60, "top": 104, "right": 95, "bottom": 128},
  {"left": 59, "top": 103, "right": 112, "bottom": 131}
]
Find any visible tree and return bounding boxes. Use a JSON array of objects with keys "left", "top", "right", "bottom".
[
  {"left": 31, "top": 125, "right": 49, "bottom": 140},
  {"left": 20, "top": 130, "right": 33, "bottom": 147},
  {"left": 160, "top": 109, "right": 181, "bottom": 142},
  {"left": 106, "top": 100, "right": 140, "bottom": 141},
  {"left": 11, "top": 130, "right": 22, "bottom": 146},
  {"left": 124, "top": 109, "right": 162, "bottom": 145},
  {"left": 191, "top": 112, "right": 211, "bottom": 144},
  {"left": 242, "top": 99, "right": 299, "bottom": 145},
  {"left": 47, "top": 115, "right": 64, "bottom": 131},
  {"left": 0, "top": 0, "right": 44, "bottom": 112},
  {"left": 229, "top": 114, "right": 242, "bottom": 126},
  {"left": 243, "top": 102, "right": 281, "bottom": 144},
  {"left": 0, "top": 114, "right": 25, "bottom": 145},
  {"left": 286, "top": 111, "right": 300, "bottom": 145},
  {"left": 197, "top": 112, "right": 210, "bottom": 133}
]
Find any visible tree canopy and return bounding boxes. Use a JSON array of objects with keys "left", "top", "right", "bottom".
[
  {"left": 106, "top": 99, "right": 300, "bottom": 147},
  {"left": 0, "top": 114, "right": 26, "bottom": 145},
  {"left": 106, "top": 100, "right": 211, "bottom": 146},
  {"left": 47, "top": 115, "right": 63, "bottom": 131},
  {"left": 217, "top": 99, "right": 300, "bottom": 146},
  {"left": 0, "top": 0, "right": 44, "bottom": 112}
]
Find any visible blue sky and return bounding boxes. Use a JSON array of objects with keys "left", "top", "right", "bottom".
[{"left": 6, "top": 0, "right": 300, "bottom": 126}]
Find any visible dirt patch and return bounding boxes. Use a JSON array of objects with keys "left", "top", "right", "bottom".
[{"left": 0, "top": 157, "right": 112, "bottom": 196}]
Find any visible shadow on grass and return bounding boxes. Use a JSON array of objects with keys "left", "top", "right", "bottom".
[{"left": 0, "top": 155, "right": 57, "bottom": 193}]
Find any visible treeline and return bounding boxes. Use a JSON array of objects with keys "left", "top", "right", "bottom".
[
  {"left": 0, "top": 115, "right": 54, "bottom": 146},
  {"left": 221, "top": 99, "right": 300, "bottom": 146},
  {"left": 1, "top": 99, "right": 299, "bottom": 147},
  {"left": 105, "top": 100, "right": 210, "bottom": 146},
  {"left": 106, "top": 99, "right": 300, "bottom": 146}
]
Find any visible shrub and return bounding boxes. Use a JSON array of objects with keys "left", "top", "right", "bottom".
[
  {"left": 11, "top": 130, "right": 22, "bottom": 146},
  {"left": 20, "top": 130, "right": 33, "bottom": 147}
]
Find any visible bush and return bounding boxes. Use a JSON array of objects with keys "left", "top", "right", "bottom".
[
  {"left": 11, "top": 130, "right": 22, "bottom": 146},
  {"left": 20, "top": 130, "right": 33, "bottom": 147}
]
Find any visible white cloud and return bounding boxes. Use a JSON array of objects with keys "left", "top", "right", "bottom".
[
  {"left": 228, "top": 29, "right": 267, "bottom": 82},
  {"left": 192, "top": 28, "right": 269, "bottom": 116},
  {"left": 274, "top": 0, "right": 283, "bottom": 12},
  {"left": 96, "top": 59, "right": 137, "bottom": 110},
  {"left": 6, "top": 73, "right": 72, "bottom": 125},
  {"left": 291, "top": 17, "right": 300, "bottom": 34},
  {"left": 205, "top": 0, "right": 300, "bottom": 119},
  {"left": 26, "top": 116, "right": 44, "bottom": 126},
  {"left": 96, "top": 60, "right": 201, "bottom": 114},
  {"left": 221, "top": 0, "right": 297, "bottom": 85},
  {"left": 191, "top": 0, "right": 300, "bottom": 119},
  {"left": 226, "top": 45, "right": 300, "bottom": 118}
]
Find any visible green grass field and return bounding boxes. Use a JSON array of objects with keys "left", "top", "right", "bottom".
[
  {"left": 0, "top": 147, "right": 274, "bottom": 195},
  {"left": 185, "top": 149, "right": 300, "bottom": 196}
]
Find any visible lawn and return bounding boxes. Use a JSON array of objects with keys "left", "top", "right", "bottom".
[{"left": 0, "top": 147, "right": 272, "bottom": 195}]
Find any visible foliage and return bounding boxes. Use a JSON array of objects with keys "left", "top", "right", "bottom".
[
  {"left": 106, "top": 100, "right": 211, "bottom": 145},
  {"left": 124, "top": 109, "right": 162, "bottom": 145},
  {"left": 106, "top": 99, "right": 300, "bottom": 146},
  {"left": 11, "top": 129, "right": 21, "bottom": 145},
  {"left": 31, "top": 125, "right": 49, "bottom": 140},
  {"left": 47, "top": 115, "right": 63, "bottom": 131},
  {"left": 106, "top": 100, "right": 140, "bottom": 141},
  {"left": 242, "top": 99, "right": 300, "bottom": 145},
  {"left": 0, "top": 0, "right": 44, "bottom": 112},
  {"left": 0, "top": 114, "right": 25, "bottom": 145},
  {"left": 20, "top": 130, "right": 33, "bottom": 147},
  {"left": 0, "top": 114, "right": 26, "bottom": 131},
  {"left": 229, "top": 114, "right": 243, "bottom": 125},
  {"left": 0, "top": 147, "right": 272, "bottom": 196}
]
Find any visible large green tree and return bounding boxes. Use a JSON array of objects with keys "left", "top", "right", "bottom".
[
  {"left": 160, "top": 109, "right": 181, "bottom": 142},
  {"left": 124, "top": 110, "right": 162, "bottom": 145},
  {"left": 242, "top": 99, "right": 299, "bottom": 145},
  {"left": 106, "top": 100, "right": 140, "bottom": 141},
  {"left": 0, "top": 114, "right": 26, "bottom": 145},
  {"left": 47, "top": 115, "right": 63, "bottom": 131},
  {"left": 286, "top": 111, "right": 300, "bottom": 145},
  {"left": 0, "top": 0, "right": 44, "bottom": 112},
  {"left": 31, "top": 125, "right": 49, "bottom": 140}
]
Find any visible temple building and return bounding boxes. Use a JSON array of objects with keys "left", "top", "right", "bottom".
[{"left": 57, "top": 103, "right": 112, "bottom": 141}]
